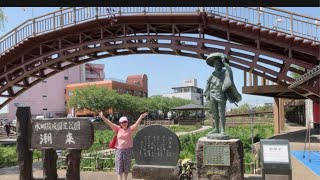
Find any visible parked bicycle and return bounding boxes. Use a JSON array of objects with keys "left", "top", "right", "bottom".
[{"left": 179, "top": 158, "right": 196, "bottom": 180}]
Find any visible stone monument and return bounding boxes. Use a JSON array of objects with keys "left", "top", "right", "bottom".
[
  {"left": 132, "top": 125, "right": 181, "bottom": 180},
  {"left": 196, "top": 53, "right": 244, "bottom": 180}
]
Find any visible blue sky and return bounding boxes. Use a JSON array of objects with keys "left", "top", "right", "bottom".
[{"left": 0, "top": 7, "right": 319, "bottom": 112}]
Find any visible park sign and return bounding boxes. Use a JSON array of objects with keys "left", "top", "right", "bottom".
[{"left": 30, "top": 118, "right": 94, "bottom": 150}]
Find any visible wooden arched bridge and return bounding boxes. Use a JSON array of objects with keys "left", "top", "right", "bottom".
[{"left": 0, "top": 7, "right": 319, "bottom": 109}]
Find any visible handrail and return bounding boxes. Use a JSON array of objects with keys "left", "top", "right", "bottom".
[
  {"left": 0, "top": 7, "right": 319, "bottom": 56},
  {"left": 268, "top": 7, "right": 319, "bottom": 20}
]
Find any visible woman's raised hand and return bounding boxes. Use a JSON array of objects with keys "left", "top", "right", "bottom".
[
  {"left": 99, "top": 111, "right": 105, "bottom": 118},
  {"left": 140, "top": 112, "right": 148, "bottom": 119}
]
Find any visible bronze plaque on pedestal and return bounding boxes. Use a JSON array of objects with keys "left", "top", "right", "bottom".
[{"left": 203, "top": 145, "right": 230, "bottom": 166}]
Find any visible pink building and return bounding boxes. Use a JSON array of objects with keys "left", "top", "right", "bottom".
[{"left": 8, "top": 63, "right": 105, "bottom": 121}]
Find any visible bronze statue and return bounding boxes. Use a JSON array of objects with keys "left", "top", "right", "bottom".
[{"left": 204, "top": 53, "right": 241, "bottom": 138}]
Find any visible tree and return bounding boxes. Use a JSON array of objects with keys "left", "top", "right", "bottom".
[
  {"left": 68, "top": 85, "right": 118, "bottom": 114},
  {"left": 147, "top": 96, "right": 192, "bottom": 119},
  {"left": 0, "top": 8, "right": 6, "bottom": 30},
  {"left": 68, "top": 85, "right": 192, "bottom": 119},
  {"left": 230, "top": 103, "right": 250, "bottom": 114},
  {"left": 116, "top": 94, "right": 142, "bottom": 119}
]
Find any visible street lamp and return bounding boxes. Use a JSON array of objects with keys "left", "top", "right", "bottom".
[{"left": 248, "top": 106, "right": 256, "bottom": 154}]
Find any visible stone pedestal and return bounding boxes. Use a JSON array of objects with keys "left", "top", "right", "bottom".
[
  {"left": 132, "top": 165, "right": 180, "bottom": 180},
  {"left": 196, "top": 137, "right": 244, "bottom": 180}
]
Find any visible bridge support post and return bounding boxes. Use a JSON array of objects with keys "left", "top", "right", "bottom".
[
  {"left": 273, "top": 97, "right": 285, "bottom": 134},
  {"left": 279, "top": 98, "right": 285, "bottom": 131},
  {"left": 16, "top": 107, "right": 33, "bottom": 180},
  {"left": 273, "top": 97, "right": 280, "bottom": 134}
]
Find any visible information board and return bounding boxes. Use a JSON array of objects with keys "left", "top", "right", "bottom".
[
  {"left": 203, "top": 145, "right": 230, "bottom": 166},
  {"left": 263, "top": 145, "right": 289, "bottom": 163}
]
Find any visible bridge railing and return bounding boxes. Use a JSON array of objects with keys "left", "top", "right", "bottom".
[
  {"left": 0, "top": 7, "right": 319, "bottom": 56},
  {"left": 206, "top": 7, "right": 319, "bottom": 41}
]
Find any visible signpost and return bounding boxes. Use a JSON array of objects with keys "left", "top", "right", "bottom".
[
  {"left": 260, "top": 139, "right": 292, "bottom": 180},
  {"left": 16, "top": 106, "right": 95, "bottom": 180},
  {"left": 30, "top": 118, "right": 94, "bottom": 180},
  {"left": 31, "top": 118, "right": 94, "bottom": 150}
]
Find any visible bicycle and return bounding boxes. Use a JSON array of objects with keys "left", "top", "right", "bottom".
[{"left": 178, "top": 158, "right": 196, "bottom": 180}]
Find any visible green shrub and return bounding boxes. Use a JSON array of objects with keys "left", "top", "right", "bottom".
[
  {"left": 0, "top": 145, "right": 17, "bottom": 168},
  {"left": 179, "top": 129, "right": 212, "bottom": 160}
]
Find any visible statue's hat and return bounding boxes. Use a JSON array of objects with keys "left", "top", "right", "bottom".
[{"left": 206, "top": 53, "right": 229, "bottom": 67}]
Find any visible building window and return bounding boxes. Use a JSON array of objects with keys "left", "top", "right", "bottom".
[
  {"left": 43, "top": 108, "right": 48, "bottom": 111},
  {"left": 68, "top": 91, "right": 73, "bottom": 96},
  {"left": 64, "top": 76, "right": 69, "bottom": 80}
]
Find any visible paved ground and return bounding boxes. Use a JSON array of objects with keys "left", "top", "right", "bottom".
[
  {"left": 0, "top": 124, "right": 319, "bottom": 180},
  {"left": 272, "top": 124, "right": 320, "bottom": 180}
]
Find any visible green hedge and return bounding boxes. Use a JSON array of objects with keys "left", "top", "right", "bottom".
[{"left": 0, "top": 145, "right": 41, "bottom": 168}]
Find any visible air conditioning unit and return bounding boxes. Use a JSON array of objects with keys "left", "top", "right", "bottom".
[{"left": 47, "top": 112, "right": 53, "bottom": 118}]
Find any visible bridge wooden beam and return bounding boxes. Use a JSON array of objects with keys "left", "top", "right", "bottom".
[
  {"left": 126, "top": 25, "right": 135, "bottom": 34},
  {"left": 13, "top": 81, "right": 27, "bottom": 88},
  {"left": 103, "top": 28, "right": 114, "bottom": 36},
  {"left": 63, "top": 58, "right": 78, "bottom": 64},
  {"left": 180, "top": 28, "right": 198, "bottom": 33},
  {"left": 23, "top": 77, "right": 30, "bottom": 87},
  {"left": 104, "top": 49, "right": 116, "bottom": 55},
  {"left": 249, "top": 54, "right": 259, "bottom": 73},
  {"left": 62, "top": 38, "right": 76, "bottom": 46},
  {"left": 45, "top": 62, "right": 63, "bottom": 72},
  {"left": 174, "top": 49, "right": 181, "bottom": 55},
  {"left": 42, "top": 43, "right": 58, "bottom": 51},
  {"left": 174, "top": 24, "right": 180, "bottom": 33},
  {"left": 7, "top": 87, "right": 14, "bottom": 97},
  {"left": 149, "top": 24, "right": 157, "bottom": 33},
  {"left": 81, "top": 32, "right": 95, "bottom": 41},
  {"left": 128, "top": 48, "right": 137, "bottom": 53},
  {"left": 29, "top": 74, "right": 45, "bottom": 80},
  {"left": 198, "top": 53, "right": 206, "bottom": 59},
  {"left": 149, "top": 47, "right": 159, "bottom": 53},
  {"left": 85, "top": 53, "right": 98, "bottom": 60}
]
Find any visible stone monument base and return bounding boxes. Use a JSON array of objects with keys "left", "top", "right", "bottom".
[
  {"left": 132, "top": 165, "right": 180, "bottom": 180},
  {"left": 196, "top": 137, "right": 244, "bottom": 180}
]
